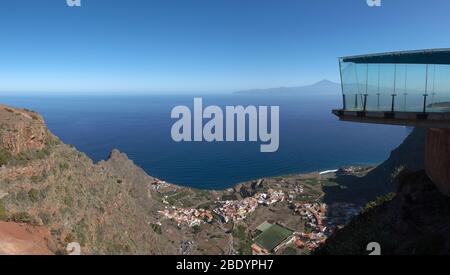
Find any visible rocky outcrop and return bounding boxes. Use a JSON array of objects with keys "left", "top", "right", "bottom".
[
  {"left": 0, "top": 106, "right": 47, "bottom": 155},
  {"left": 97, "top": 149, "right": 163, "bottom": 209}
]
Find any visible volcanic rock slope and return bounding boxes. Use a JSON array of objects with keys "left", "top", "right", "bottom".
[{"left": 0, "top": 105, "right": 178, "bottom": 254}]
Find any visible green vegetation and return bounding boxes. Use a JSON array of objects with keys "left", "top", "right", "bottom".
[
  {"left": 28, "top": 188, "right": 41, "bottom": 203},
  {"left": 304, "top": 179, "right": 320, "bottom": 186},
  {"left": 194, "top": 189, "right": 211, "bottom": 199},
  {"left": 321, "top": 180, "right": 339, "bottom": 187},
  {"left": 221, "top": 194, "right": 236, "bottom": 201},
  {"left": 303, "top": 226, "right": 313, "bottom": 234},
  {"left": 6, "top": 148, "right": 52, "bottom": 167},
  {"left": 0, "top": 200, "right": 7, "bottom": 221},
  {"left": 106, "top": 243, "right": 131, "bottom": 255},
  {"left": 197, "top": 202, "right": 213, "bottom": 210},
  {"left": 180, "top": 198, "right": 194, "bottom": 207},
  {"left": 59, "top": 162, "right": 69, "bottom": 171},
  {"left": 253, "top": 224, "right": 293, "bottom": 252},
  {"left": 166, "top": 191, "right": 190, "bottom": 205},
  {"left": 31, "top": 174, "right": 47, "bottom": 184},
  {"left": 362, "top": 192, "right": 396, "bottom": 214},
  {"left": 0, "top": 149, "right": 11, "bottom": 166},
  {"left": 282, "top": 246, "right": 297, "bottom": 255},
  {"left": 64, "top": 195, "right": 74, "bottom": 207},
  {"left": 38, "top": 212, "right": 52, "bottom": 226},
  {"left": 151, "top": 223, "right": 162, "bottom": 234},
  {"left": 15, "top": 190, "right": 29, "bottom": 202},
  {"left": 232, "top": 225, "right": 253, "bottom": 255},
  {"left": 391, "top": 165, "right": 406, "bottom": 180},
  {"left": 8, "top": 212, "right": 36, "bottom": 224},
  {"left": 192, "top": 225, "right": 202, "bottom": 234},
  {"left": 73, "top": 219, "right": 89, "bottom": 246}
]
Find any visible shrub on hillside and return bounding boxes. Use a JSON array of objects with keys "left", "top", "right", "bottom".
[
  {"left": 361, "top": 192, "right": 396, "bottom": 214},
  {"left": 0, "top": 200, "right": 7, "bottom": 221},
  {"left": 28, "top": 188, "right": 41, "bottom": 203},
  {"left": 0, "top": 149, "right": 11, "bottom": 166},
  {"left": 8, "top": 212, "right": 36, "bottom": 224},
  {"left": 38, "top": 212, "right": 52, "bottom": 226}
]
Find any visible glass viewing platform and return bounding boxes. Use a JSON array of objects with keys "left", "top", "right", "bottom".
[{"left": 333, "top": 49, "right": 450, "bottom": 129}]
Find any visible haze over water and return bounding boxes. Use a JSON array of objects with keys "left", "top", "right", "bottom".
[{"left": 1, "top": 92, "right": 408, "bottom": 189}]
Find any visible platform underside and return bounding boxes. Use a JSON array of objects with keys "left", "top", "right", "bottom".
[{"left": 332, "top": 110, "right": 450, "bottom": 129}]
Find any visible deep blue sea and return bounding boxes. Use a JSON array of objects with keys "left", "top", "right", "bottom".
[{"left": 1, "top": 93, "right": 408, "bottom": 189}]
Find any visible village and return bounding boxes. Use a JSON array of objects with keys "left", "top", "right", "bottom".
[
  {"left": 213, "top": 189, "right": 286, "bottom": 223},
  {"left": 157, "top": 207, "right": 213, "bottom": 227},
  {"left": 158, "top": 188, "right": 286, "bottom": 226},
  {"left": 155, "top": 175, "right": 361, "bottom": 254}
]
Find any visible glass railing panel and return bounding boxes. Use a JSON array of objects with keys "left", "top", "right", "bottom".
[
  {"left": 402, "top": 64, "right": 427, "bottom": 112},
  {"left": 428, "top": 64, "right": 450, "bottom": 112},
  {"left": 339, "top": 60, "right": 450, "bottom": 113}
]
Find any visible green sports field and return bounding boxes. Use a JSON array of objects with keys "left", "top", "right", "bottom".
[{"left": 254, "top": 224, "right": 294, "bottom": 251}]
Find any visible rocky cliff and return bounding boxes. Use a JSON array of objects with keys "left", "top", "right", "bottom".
[
  {"left": 0, "top": 106, "right": 47, "bottom": 156},
  {"left": 0, "top": 105, "right": 178, "bottom": 254},
  {"left": 322, "top": 127, "right": 426, "bottom": 206}
]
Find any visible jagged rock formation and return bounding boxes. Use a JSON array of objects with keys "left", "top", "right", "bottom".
[{"left": 97, "top": 149, "right": 162, "bottom": 212}]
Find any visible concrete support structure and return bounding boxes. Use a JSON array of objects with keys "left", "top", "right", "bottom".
[{"left": 425, "top": 128, "right": 450, "bottom": 196}]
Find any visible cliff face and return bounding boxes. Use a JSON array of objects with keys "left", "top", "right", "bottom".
[
  {"left": 0, "top": 106, "right": 47, "bottom": 155},
  {"left": 363, "top": 127, "right": 426, "bottom": 185},
  {"left": 318, "top": 127, "right": 450, "bottom": 255},
  {"left": 322, "top": 128, "right": 426, "bottom": 206},
  {"left": 0, "top": 105, "right": 178, "bottom": 254},
  {"left": 317, "top": 170, "right": 450, "bottom": 255}
]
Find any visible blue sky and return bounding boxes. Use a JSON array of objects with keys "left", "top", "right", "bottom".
[{"left": 1, "top": 0, "right": 450, "bottom": 93}]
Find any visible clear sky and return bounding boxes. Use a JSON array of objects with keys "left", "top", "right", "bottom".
[{"left": 1, "top": 0, "right": 450, "bottom": 93}]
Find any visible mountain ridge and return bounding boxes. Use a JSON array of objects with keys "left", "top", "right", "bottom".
[{"left": 234, "top": 80, "right": 341, "bottom": 95}]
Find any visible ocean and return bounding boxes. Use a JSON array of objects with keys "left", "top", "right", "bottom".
[{"left": 0, "top": 93, "right": 408, "bottom": 189}]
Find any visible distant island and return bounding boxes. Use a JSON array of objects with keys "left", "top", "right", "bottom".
[{"left": 234, "top": 80, "right": 340, "bottom": 96}]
